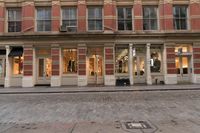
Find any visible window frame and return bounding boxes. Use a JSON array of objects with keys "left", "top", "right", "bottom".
[
  {"left": 62, "top": 48, "right": 78, "bottom": 75},
  {"left": 36, "top": 7, "right": 52, "bottom": 32},
  {"left": 143, "top": 5, "right": 158, "bottom": 31},
  {"left": 61, "top": 7, "right": 77, "bottom": 28},
  {"left": 150, "top": 46, "right": 163, "bottom": 74},
  {"left": 87, "top": 6, "right": 103, "bottom": 31},
  {"left": 7, "top": 8, "right": 22, "bottom": 33},
  {"left": 117, "top": 7, "right": 133, "bottom": 31},
  {"left": 12, "top": 56, "right": 23, "bottom": 76},
  {"left": 173, "top": 5, "right": 189, "bottom": 30},
  {"left": 115, "top": 45, "right": 129, "bottom": 75}
]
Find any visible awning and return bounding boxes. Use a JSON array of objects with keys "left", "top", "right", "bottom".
[
  {"left": 8, "top": 47, "right": 23, "bottom": 57},
  {"left": 0, "top": 50, "right": 6, "bottom": 55}
]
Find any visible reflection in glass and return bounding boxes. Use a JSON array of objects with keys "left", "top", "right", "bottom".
[
  {"left": 115, "top": 47, "right": 129, "bottom": 73},
  {"left": 63, "top": 49, "right": 77, "bottom": 74},
  {"left": 150, "top": 47, "right": 161, "bottom": 73},
  {"left": 13, "top": 56, "right": 23, "bottom": 75}
]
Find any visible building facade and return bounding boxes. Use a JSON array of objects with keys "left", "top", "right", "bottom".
[{"left": 0, "top": 0, "right": 200, "bottom": 87}]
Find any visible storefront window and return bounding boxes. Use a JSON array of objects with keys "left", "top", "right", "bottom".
[
  {"left": 13, "top": 56, "right": 23, "bottom": 75},
  {"left": 150, "top": 47, "right": 162, "bottom": 73},
  {"left": 115, "top": 46, "right": 129, "bottom": 73},
  {"left": 63, "top": 49, "right": 77, "bottom": 74},
  {"left": 175, "top": 46, "right": 189, "bottom": 53},
  {"left": 0, "top": 59, "right": 3, "bottom": 77}
]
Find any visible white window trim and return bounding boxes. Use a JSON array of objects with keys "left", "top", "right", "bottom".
[{"left": 87, "top": 6, "right": 104, "bottom": 32}]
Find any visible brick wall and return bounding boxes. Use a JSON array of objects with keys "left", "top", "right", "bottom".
[
  {"left": 78, "top": 47, "right": 86, "bottom": 75},
  {"left": 51, "top": 48, "right": 60, "bottom": 76},
  {"left": 105, "top": 47, "right": 114, "bottom": 75},
  {"left": 166, "top": 47, "right": 177, "bottom": 74},
  {"left": 22, "top": 2, "right": 35, "bottom": 32},
  {"left": 193, "top": 43, "right": 200, "bottom": 74},
  {"left": 23, "top": 46, "right": 33, "bottom": 76},
  {"left": 0, "top": 2, "right": 5, "bottom": 33}
]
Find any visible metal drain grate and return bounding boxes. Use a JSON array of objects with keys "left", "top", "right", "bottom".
[{"left": 124, "top": 121, "right": 152, "bottom": 129}]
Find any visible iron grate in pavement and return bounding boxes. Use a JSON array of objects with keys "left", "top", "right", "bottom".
[{"left": 124, "top": 121, "right": 152, "bottom": 129}]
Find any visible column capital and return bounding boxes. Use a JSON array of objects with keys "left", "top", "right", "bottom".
[
  {"left": 5, "top": 45, "right": 10, "bottom": 49},
  {"left": 129, "top": 43, "right": 133, "bottom": 47},
  {"left": 146, "top": 43, "right": 151, "bottom": 47}
]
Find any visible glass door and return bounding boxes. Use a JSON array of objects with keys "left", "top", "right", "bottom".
[
  {"left": 133, "top": 56, "right": 146, "bottom": 84},
  {"left": 88, "top": 55, "right": 103, "bottom": 85},
  {"left": 37, "top": 58, "right": 52, "bottom": 84},
  {"left": 175, "top": 56, "right": 191, "bottom": 83}
]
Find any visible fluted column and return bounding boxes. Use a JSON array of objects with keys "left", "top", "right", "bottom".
[
  {"left": 4, "top": 45, "right": 11, "bottom": 87},
  {"left": 146, "top": 43, "right": 152, "bottom": 85},
  {"left": 129, "top": 44, "right": 134, "bottom": 85}
]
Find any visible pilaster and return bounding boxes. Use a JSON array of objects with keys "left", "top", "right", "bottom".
[
  {"left": 52, "top": 0, "right": 60, "bottom": 32},
  {"left": 164, "top": 43, "right": 177, "bottom": 84},
  {"left": 192, "top": 42, "right": 200, "bottom": 83},
  {"left": 22, "top": 45, "right": 34, "bottom": 87},
  {"left": 51, "top": 45, "right": 61, "bottom": 87},
  {"left": 189, "top": 0, "right": 200, "bottom": 31},
  {"left": 78, "top": 0, "right": 86, "bottom": 32},
  {"left": 104, "top": 43, "right": 115, "bottom": 86},
  {"left": 22, "top": 1, "right": 35, "bottom": 32},
  {"left": 78, "top": 44, "right": 87, "bottom": 86},
  {"left": 0, "top": 2, "right": 5, "bottom": 33},
  {"left": 134, "top": 0, "right": 143, "bottom": 32}
]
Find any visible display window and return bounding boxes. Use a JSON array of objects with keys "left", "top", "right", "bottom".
[
  {"left": 13, "top": 56, "right": 23, "bottom": 75},
  {"left": 63, "top": 49, "right": 77, "bottom": 74},
  {"left": 115, "top": 46, "right": 129, "bottom": 74},
  {"left": 150, "top": 47, "right": 162, "bottom": 73}
]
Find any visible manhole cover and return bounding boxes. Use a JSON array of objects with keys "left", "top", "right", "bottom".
[{"left": 124, "top": 121, "right": 151, "bottom": 129}]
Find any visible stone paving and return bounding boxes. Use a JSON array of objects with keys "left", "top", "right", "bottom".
[{"left": 0, "top": 90, "right": 199, "bottom": 132}]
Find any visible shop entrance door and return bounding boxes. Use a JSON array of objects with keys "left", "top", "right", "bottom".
[
  {"left": 176, "top": 56, "right": 191, "bottom": 83},
  {"left": 88, "top": 55, "right": 104, "bottom": 85},
  {"left": 37, "top": 58, "right": 52, "bottom": 85},
  {"left": 133, "top": 56, "right": 146, "bottom": 84}
]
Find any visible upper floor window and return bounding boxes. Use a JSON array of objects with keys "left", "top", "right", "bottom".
[
  {"left": 88, "top": 7, "right": 102, "bottom": 31},
  {"left": 173, "top": 6, "right": 188, "bottom": 30},
  {"left": 37, "top": 7, "right": 51, "bottom": 31},
  {"left": 62, "top": 7, "right": 77, "bottom": 30},
  {"left": 143, "top": 6, "right": 158, "bottom": 30},
  {"left": 7, "top": 8, "right": 21, "bottom": 32},
  {"left": 117, "top": 7, "right": 132, "bottom": 30}
]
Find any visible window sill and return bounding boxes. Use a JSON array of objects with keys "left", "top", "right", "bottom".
[{"left": 62, "top": 73, "right": 77, "bottom": 77}]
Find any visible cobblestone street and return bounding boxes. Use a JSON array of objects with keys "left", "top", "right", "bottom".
[{"left": 0, "top": 90, "right": 200, "bottom": 133}]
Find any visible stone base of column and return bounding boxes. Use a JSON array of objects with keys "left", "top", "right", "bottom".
[
  {"left": 164, "top": 74, "right": 177, "bottom": 84},
  {"left": 192, "top": 74, "right": 200, "bottom": 84},
  {"left": 22, "top": 76, "right": 34, "bottom": 87},
  {"left": 78, "top": 76, "right": 87, "bottom": 86},
  {"left": 147, "top": 76, "right": 152, "bottom": 85},
  {"left": 104, "top": 75, "right": 115, "bottom": 86},
  {"left": 4, "top": 77, "right": 10, "bottom": 87},
  {"left": 51, "top": 76, "right": 61, "bottom": 87}
]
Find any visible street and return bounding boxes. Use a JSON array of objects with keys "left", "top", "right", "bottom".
[{"left": 0, "top": 90, "right": 200, "bottom": 133}]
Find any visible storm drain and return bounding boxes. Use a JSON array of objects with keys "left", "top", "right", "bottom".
[{"left": 124, "top": 121, "right": 151, "bottom": 129}]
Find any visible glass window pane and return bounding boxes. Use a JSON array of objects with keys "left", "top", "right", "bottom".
[
  {"left": 88, "top": 20, "right": 95, "bottom": 30},
  {"left": 143, "top": 19, "right": 150, "bottom": 30},
  {"left": 63, "top": 49, "right": 77, "bottom": 74},
  {"left": 175, "top": 57, "right": 180, "bottom": 74},
  {"left": 13, "top": 56, "right": 23, "bottom": 75},
  {"left": 118, "top": 20, "right": 125, "bottom": 30},
  {"left": 118, "top": 8, "right": 124, "bottom": 19},
  {"left": 143, "top": 7, "right": 150, "bottom": 18},
  {"left": 150, "top": 19, "right": 157, "bottom": 30},
  {"left": 0, "top": 59, "right": 3, "bottom": 77},
  {"left": 45, "top": 20, "right": 51, "bottom": 31},
  {"left": 88, "top": 8, "right": 95, "bottom": 19},
  {"left": 37, "top": 21, "right": 44, "bottom": 31},
  {"left": 150, "top": 7, "right": 157, "bottom": 18},
  {"left": 126, "top": 8, "right": 132, "bottom": 19},
  {"left": 150, "top": 47, "right": 162, "bottom": 73},
  {"left": 180, "top": 6, "right": 187, "bottom": 18},
  {"left": 125, "top": 20, "right": 132, "bottom": 30},
  {"left": 182, "top": 57, "right": 188, "bottom": 74},
  {"left": 96, "top": 20, "right": 102, "bottom": 30},
  {"left": 115, "top": 46, "right": 129, "bottom": 73},
  {"left": 95, "top": 7, "right": 102, "bottom": 19},
  {"left": 180, "top": 19, "right": 187, "bottom": 29}
]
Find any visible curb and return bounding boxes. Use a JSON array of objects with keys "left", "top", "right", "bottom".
[{"left": 0, "top": 87, "right": 199, "bottom": 94}]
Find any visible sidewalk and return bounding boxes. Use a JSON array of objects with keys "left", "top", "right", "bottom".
[{"left": 0, "top": 84, "right": 200, "bottom": 94}]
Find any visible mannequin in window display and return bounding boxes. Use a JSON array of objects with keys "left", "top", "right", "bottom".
[
  {"left": 151, "top": 52, "right": 161, "bottom": 72},
  {"left": 68, "top": 57, "right": 76, "bottom": 72}
]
